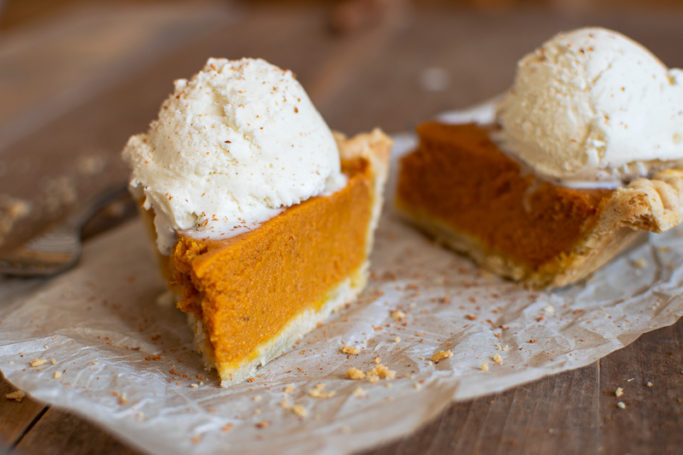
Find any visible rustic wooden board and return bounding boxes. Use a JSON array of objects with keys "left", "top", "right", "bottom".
[
  {"left": 1, "top": 2, "right": 682, "bottom": 454},
  {"left": 0, "top": 372, "right": 46, "bottom": 448}
]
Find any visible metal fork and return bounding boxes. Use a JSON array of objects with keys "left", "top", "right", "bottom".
[{"left": 0, "top": 185, "right": 129, "bottom": 278}]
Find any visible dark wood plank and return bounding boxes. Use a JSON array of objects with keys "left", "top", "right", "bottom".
[
  {"left": 12, "top": 408, "right": 139, "bottom": 455},
  {"left": 0, "top": 373, "right": 46, "bottom": 448}
]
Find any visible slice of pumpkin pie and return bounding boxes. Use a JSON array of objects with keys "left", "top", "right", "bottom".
[
  {"left": 396, "top": 28, "right": 683, "bottom": 289},
  {"left": 123, "top": 58, "right": 391, "bottom": 385}
]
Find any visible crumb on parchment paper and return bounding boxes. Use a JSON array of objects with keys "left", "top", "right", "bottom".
[
  {"left": 309, "top": 383, "right": 336, "bottom": 398},
  {"left": 341, "top": 345, "right": 360, "bottom": 355},
  {"left": 346, "top": 367, "right": 365, "bottom": 380},
  {"left": 431, "top": 350, "right": 453, "bottom": 364}
]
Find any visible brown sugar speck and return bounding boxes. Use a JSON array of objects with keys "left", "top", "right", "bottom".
[
  {"left": 255, "top": 420, "right": 270, "bottom": 429},
  {"left": 465, "top": 314, "right": 477, "bottom": 321},
  {"left": 431, "top": 350, "right": 453, "bottom": 364}
]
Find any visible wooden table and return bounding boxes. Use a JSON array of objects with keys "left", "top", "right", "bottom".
[{"left": 0, "top": 2, "right": 681, "bottom": 453}]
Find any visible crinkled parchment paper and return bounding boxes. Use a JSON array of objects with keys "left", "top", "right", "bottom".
[{"left": 1, "top": 123, "right": 682, "bottom": 454}]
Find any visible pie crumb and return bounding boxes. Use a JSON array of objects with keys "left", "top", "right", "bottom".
[
  {"left": 368, "top": 364, "right": 396, "bottom": 380},
  {"left": 341, "top": 345, "right": 360, "bottom": 355},
  {"left": 5, "top": 390, "right": 25, "bottom": 402},
  {"left": 53, "top": 371, "right": 62, "bottom": 379},
  {"left": 221, "top": 423, "right": 233, "bottom": 432},
  {"left": 252, "top": 395, "right": 262, "bottom": 402},
  {"left": 391, "top": 310, "right": 406, "bottom": 321},
  {"left": 30, "top": 358, "right": 47, "bottom": 367},
  {"left": 50, "top": 359, "right": 57, "bottom": 365},
  {"left": 393, "top": 336, "right": 401, "bottom": 343},
  {"left": 255, "top": 421, "right": 270, "bottom": 429},
  {"left": 631, "top": 258, "right": 648, "bottom": 268},
  {"left": 492, "top": 354, "right": 503, "bottom": 365},
  {"left": 431, "top": 350, "right": 453, "bottom": 364},
  {"left": 346, "top": 367, "right": 365, "bottom": 380},
  {"left": 646, "top": 381, "right": 653, "bottom": 388},
  {"left": 615, "top": 387, "right": 624, "bottom": 398},
  {"left": 480, "top": 362, "right": 489, "bottom": 372},
  {"left": 352, "top": 386, "right": 366, "bottom": 397},
  {"left": 616, "top": 401, "right": 626, "bottom": 409},
  {"left": 309, "top": 384, "right": 336, "bottom": 398},
  {"left": 283, "top": 385, "right": 294, "bottom": 393},
  {"left": 373, "top": 356, "right": 381, "bottom": 364},
  {"left": 290, "top": 404, "right": 308, "bottom": 418},
  {"left": 465, "top": 314, "right": 478, "bottom": 321}
]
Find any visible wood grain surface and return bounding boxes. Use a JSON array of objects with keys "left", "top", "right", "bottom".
[{"left": 0, "top": 2, "right": 681, "bottom": 454}]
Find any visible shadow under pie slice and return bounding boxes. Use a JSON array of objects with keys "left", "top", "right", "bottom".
[{"left": 395, "top": 122, "right": 683, "bottom": 290}]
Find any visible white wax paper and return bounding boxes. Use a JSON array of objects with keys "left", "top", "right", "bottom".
[{"left": 0, "top": 134, "right": 682, "bottom": 455}]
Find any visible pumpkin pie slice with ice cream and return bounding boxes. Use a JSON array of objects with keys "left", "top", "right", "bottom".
[
  {"left": 396, "top": 28, "right": 683, "bottom": 289},
  {"left": 123, "top": 58, "right": 391, "bottom": 386}
]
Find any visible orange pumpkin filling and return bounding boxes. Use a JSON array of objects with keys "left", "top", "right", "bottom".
[
  {"left": 169, "top": 158, "right": 373, "bottom": 371},
  {"left": 396, "top": 122, "right": 613, "bottom": 271}
]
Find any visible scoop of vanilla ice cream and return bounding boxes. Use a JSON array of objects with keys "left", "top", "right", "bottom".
[
  {"left": 123, "top": 58, "right": 346, "bottom": 253},
  {"left": 496, "top": 27, "right": 683, "bottom": 184}
]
